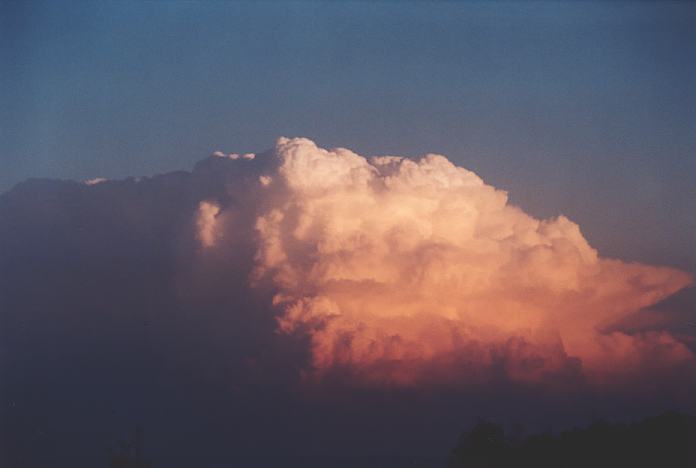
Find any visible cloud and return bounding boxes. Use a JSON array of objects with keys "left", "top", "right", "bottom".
[
  {"left": 5, "top": 138, "right": 693, "bottom": 391},
  {"left": 2, "top": 138, "right": 695, "bottom": 466},
  {"left": 84, "top": 177, "right": 107, "bottom": 185},
  {"left": 212, "top": 150, "right": 256, "bottom": 160},
  {"left": 251, "top": 137, "right": 694, "bottom": 387},
  {"left": 196, "top": 200, "right": 221, "bottom": 248}
]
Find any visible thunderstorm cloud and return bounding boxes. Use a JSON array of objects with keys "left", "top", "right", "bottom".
[
  {"left": 2, "top": 139, "right": 695, "bottom": 462},
  {"left": 243, "top": 138, "right": 694, "bottom": 388}
]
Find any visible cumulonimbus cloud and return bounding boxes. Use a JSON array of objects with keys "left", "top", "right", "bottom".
[
  {"left": 2, "top": 134, "right": 692, "bottom": 468},
  {"left": 192, "top": 137, "right": 695, "bottom": 389}
]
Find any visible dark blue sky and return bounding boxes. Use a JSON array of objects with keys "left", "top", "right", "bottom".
[{"left": 1, "top": 1, "right": 695, "bottom": 268}]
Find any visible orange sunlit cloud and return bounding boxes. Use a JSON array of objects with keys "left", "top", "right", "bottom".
[
  {"left": 196, "top": 200, "right": 221, "bottom": 248},
  {"left": 203, "top": 137, "right": 694, "bottom": 388}
]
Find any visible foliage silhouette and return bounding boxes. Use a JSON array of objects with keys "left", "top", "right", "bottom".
[{"left": 448, "top": 412, "right": 696, "bottom": 468}]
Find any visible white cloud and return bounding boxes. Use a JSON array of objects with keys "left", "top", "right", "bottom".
[
  {"left": 196, "top": 200, "right": 221, "bottom": 248},
  {"left": 248, "top": 137, "right": 694, "bottom": 387},
  {"left": 84, "top": 177, "right": 107, "bottom": 185}
]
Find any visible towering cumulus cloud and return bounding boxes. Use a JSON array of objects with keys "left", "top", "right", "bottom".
[{"left": 250, "top": 138, "right": 694, "bottom": 388}]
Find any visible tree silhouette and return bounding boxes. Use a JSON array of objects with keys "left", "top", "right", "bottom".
[{"left": 448, "top": 412, "right": 696, "bottom": 468}]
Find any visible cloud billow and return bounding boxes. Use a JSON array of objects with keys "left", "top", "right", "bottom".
[{"left": 200, "top": 137, "right": 694, "bottom": 389}]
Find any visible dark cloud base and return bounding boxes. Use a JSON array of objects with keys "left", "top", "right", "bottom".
[{"left": 1, "top": 155, "right": 694, "bottom": 468}]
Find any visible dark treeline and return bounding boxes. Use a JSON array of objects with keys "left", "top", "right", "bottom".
[
  {"left": 448, "top": 412, "right": 696, "bottom": 468},
  {"left": 106, "top": 412, "right": 696, "bottom": 468}
]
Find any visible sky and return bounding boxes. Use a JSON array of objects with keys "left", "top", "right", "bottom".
[
  {"left": 1, "top": 2, "right": 696, "bottom": 467},
  {"left": 2, "top": 1, "right": 695, "bottom": 271}
]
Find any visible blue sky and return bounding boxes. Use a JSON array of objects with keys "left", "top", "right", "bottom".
[{"left": 1, "top": 0, "right": 695, "bottom": 268}]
